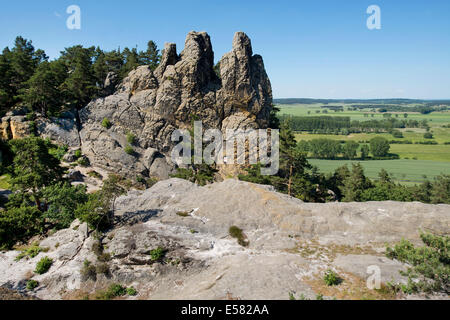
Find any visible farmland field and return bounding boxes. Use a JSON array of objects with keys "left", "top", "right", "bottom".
[
  {"left": 309, "top": 159, "right": 449, "bottom": 184},
  {"left": 278, "top": 103, "right": 450, "bottom": 126},
  {"left": 278, "top": 103, "right": 450, "bottom": 184}
]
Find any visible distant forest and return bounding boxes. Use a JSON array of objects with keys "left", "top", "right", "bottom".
[{"left": 274, "top": 98, "right": 450, "bottom": 105}]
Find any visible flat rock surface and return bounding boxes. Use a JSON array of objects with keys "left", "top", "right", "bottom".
[{"left": 1, "top": 179, "right": 448, "bottom": 300}]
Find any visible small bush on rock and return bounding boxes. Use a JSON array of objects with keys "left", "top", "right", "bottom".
[
  {"left": 126, "top": 132, "right": 136, "bottom": 144},
  {"left": 102, "top": 118, "right": 112, "bottom": 129},
  {"left": 35, "top": 256, "right": 53, "bottom": 274},
  {"left": 124, "top": 144, "right": 134, "bottom": 156},
  {"left": 229, "top": 226, "right": 249, "bottom": 247},
  {"left": 96, "top": 283, "right": 127, "bottom": 300},
  {"left": 126, "top": 287, "right": 137, "bottom": 296},
  {"left": 26, "top": 280, "right": 39, "bottom": 290},
  {"left": 80, "top": 260, "right": 97, "bottom": 281},
  {"left": 323, "top": 269, "right": 342, "bottom": 286},
  {"left": 149, "top": 247, "right": 166, "bottom": 261}
]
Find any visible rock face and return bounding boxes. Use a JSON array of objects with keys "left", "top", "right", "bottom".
[
  {"left": 1, "top": 178, "right": 448, "bottom": 300},
  {"left": 0, "top": 110, "right": 80, "bottom": 147},
  {"left": 0, "top": 32, "right": 272, "bottom": 179},
  {"left": 78, "top": 31, "right": 272, "bottom": 177}
]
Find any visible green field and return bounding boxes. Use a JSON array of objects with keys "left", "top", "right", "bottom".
[
  {"left": 278, "top": 103, "right": 450, "bottom": 183},
  {"left": 309, "top": 159, "right": 449, "bottom": 184},
  {"left": 278, "top": 103, "right": 450, "bottom": 126},
  {"left": 294, "top": 133, "right": 450, "bottom": 162}
]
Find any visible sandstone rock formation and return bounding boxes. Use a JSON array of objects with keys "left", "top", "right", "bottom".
[
  {"left": 78, "top": 31, "right": 272, "bottom": 178},
  {"left": 1, "top": 178, "right": 448, "bottom": 300},
  {"left": 0, "top": 31, "right": 272, "bottom": 179}
]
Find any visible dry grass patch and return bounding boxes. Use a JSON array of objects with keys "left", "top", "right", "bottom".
[{"left": 304, "top": 270, "right": 397, "bottom": 300}]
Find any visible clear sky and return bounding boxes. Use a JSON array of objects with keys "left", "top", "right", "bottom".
[{"left": 1, "top": 0, "right": 449, "bottom": 99}]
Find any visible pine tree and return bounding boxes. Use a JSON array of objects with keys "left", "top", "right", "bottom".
[
  {"left": 139, "top": 41, "right": 160, "bottom": 71},
  {"left": 121, "top": 47, "right": 140, "bottom": 77},
  {"left": 60, "top": 45, "right": 97, "bottom": 109},
  {"left": 19, "top": 60, "right": 67, "bottom": 116},
  {"left": 9, "top": 137, "right": 65, "bottom": 210}
]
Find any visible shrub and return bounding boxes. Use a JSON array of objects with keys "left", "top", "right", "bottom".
[
  {"left": 423, "top": 132, "right": 433, "bottom": 139},
  {"left": 42, "top": 183, "right": 88, "bottom": 229},
  {"left": 98, "top": 252, "right": 111, "bottom": 262},
  {"left": 102, "top": 118, "right": 112, "bottom": 129},
  {"left": 77, "top": 156, "right": 90, "bottom": 167},
  {"left": 323, "top": 269, "right": 342, "bottom": 286},
  {"left": 49, "top": 144, "right": 68, "bottom": 161},
  {"left": 126, "top": 132, "right": 136, "bottom": 145},
  {"left": 87, "top": 171, "right": 103, "bottom": 179},
  {"left": 15, "top": 244, "right": 48, "bottom": 261},
  {"left": 80, "top": 259, "right": 97, "bottom": 281},
  {"left": 35, "top": 256, "right": 53, "bottom": 274},
  {"left": 28, "top": 121, "right": 37, "bottom": 136},
  {"left": 75, "top": 192, "right": 110, "bottom": 231},
  {"left": 386, "top": 233, "right": 449, "bottom": 294},
  {"left": 176, "top": 211, "right": 190, "bottom": 217},
  {"left": 124, "top": 144, "right": 134, "bottom": 155},
  {"left": 0, "top": 206, "right": 44, "bottom": 249},
  {"left": 26, "top": 280, "right": 39, "bottom": 290},
  {"left": 74, "top": 149, "right": 82, "bottom": 159},
  {"left": 136, "top": 176, "right": 146, "bottom": 186},
  {"left": 95, "top": 263, "right": 110, "bottom": 275},
  {"left": 229, "top": 226, "right": 249, "bottom": 247},
  {"left": 149, "top": 247, "right": 166, "bottom": 261},
  {"left": 126, "top": 287, "right": 137, "bottom": 296},
  {"left": 96, "top": 283, "right": 127, "bottom": 300}
]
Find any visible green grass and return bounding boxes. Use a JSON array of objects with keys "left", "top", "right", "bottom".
[
  {"left": 294, "top": 132, "right": 450, "bottom": 162},
  {"left": 309, "top": 159, "right": 449, "bottom": 184}
]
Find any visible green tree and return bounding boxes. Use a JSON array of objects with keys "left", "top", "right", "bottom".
[
  {"left": 99, "top": 174, "right": 127, "bottom": 216},
  {"left": 139, "top": 41, "right": 160, "bottom": 71},
  {"left": 268, "top": 105, "right": 281, "bottom": 129},
  {"left": 9, "top": 137, "right": 65, "bottom": 209},
  {"left": 121, "top": 47, "right": 140, "bottom": 77},
  {"left": 9, "top": 37, "right": 47, "bottom": 100},
  {"left": 0, "top": 37, "right": 46, "bottom": 113},
  {"left": 430, "top": 175, "right": 450, "bottom": 204},
  {"left": 19, "top": 60, "right": 67, "bottom": 116},
  {"left": 93, "top": 47, "right": 108, "bottom": 88},
  {"left": 0, "top": 206, "right": 44, "bottom": 249},
  {"left": 60, "top": 45, "right": 97, "bottom": 109},
  {"left": 0, "top": 49, "right": 14, "bottom": 115},
  {"left": 75, "top": 174, "right": 128, "bottom": 231},
  {"left": 42, "top": 182, "right": 88, "bottom": 229},
  {"left": 309, "top": 138, "right": 341, "bottom": 159},
  {"left": 369, "top": 137, "right": 390, "bottom": 157},
  {"left": 75, "top": 192, "right": 110, "bottom": 231},
  {"left": 340, "top": 163, "right": 372, "bottom": 202},
  {"left": 342, "top": 141, "right": 359, "bottom": 160},
  {"left": 386, "top": 233, "right": 449, "bottom": 294},
  {"left": 360, "top": 144, "right": 369, "bottom": 160}
]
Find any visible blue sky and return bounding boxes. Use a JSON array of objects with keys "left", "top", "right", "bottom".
[{"left": 1, "top": 0, "right": 449, "bottom": 99}]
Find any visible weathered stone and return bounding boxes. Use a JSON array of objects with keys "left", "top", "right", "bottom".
[
  {"left": 0, "top": 178, "right": 448, "bottom": 300},
  {"left": 65, "top": 169, "right": 84, "bottom": 182},
  {"left": 76, "top": 31, "right": 272, "bottom": 178}
]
